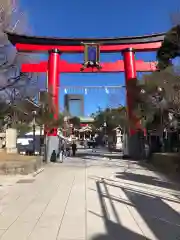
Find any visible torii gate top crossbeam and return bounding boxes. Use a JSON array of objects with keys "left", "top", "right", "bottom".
[{"left": 6, "top": 32, "right": 165, "bottom": 53}]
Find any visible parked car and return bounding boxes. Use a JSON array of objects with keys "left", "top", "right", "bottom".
[
  {"left": 17, "top": 131, "right": 68, "bottom": 156},
  {"left": 17, "top": 134, "right": 41, "bottom": 155},
  {"left": 87, "top": 140, "right": 98, "bottom": 148}
]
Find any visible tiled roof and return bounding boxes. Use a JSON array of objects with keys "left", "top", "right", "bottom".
[{"left": 79, "top": 116, "right": 94, "bottom": 122}]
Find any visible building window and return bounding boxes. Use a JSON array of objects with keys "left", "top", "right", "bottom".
[{"left": 69, "top": 99, "right": 82, "bottom": 116}]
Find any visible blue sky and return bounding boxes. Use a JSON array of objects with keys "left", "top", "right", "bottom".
[{"left": 20, "top": 0, "right": 179, "bottom": 115}]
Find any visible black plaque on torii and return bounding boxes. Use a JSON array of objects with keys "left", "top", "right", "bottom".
[{"left": 80, "top": 42, "right": 102, "bottom": 71}]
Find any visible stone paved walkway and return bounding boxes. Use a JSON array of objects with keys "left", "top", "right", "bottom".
[{"left": 0, "top": 150, "right": 180, "bottom": 239}]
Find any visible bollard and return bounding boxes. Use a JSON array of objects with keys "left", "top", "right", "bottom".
[
  {"left": 57, "top": 151, "right": 63, "bottom": 163},
  {"left": 50, "top": 150, "right": 57, "bottom": 162},
  {"left": 46, "top": 136, "right": 59, "bottom": 163}
]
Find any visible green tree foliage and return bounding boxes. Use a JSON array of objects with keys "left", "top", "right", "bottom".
[
  {"left": 15, "top": 123, "right": 31, "bottom": 135},
  {"left": 1, "top": 91, "right": 65, "bottom": 131},
  {"left": 68, "top": 116, "right": 81, "bottom": 129},
  {"left": 91, "top": 25, "right": 180, "bottom": 132},
  {"left": 132, "top": 77, "right": 167, "bottom": 128},
  {"left": 36, "top": 107, "right": 64, "bottom": 128},
  {"left": 92, "top": 106, "right": 130, "bottom": 134},
  {"left": 35, "top": 91, "right": 64, "bottom": 128},
  {"left": 132, "top": 65, "right": 180, "bottom": 130},
  {"left": 0, "top": 99, "right": 34, "bottom": 134},
  {"left": 157, "top": 25, "right": 180, "bottom": 70}
]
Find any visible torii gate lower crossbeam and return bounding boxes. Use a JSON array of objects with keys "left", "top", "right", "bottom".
[{"left": 22, "top": 59, "right": 157, "bottom": 73}]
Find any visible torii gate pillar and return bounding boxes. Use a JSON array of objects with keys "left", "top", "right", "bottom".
[
  {"left": 47, "top": 49, "right": 60, "bottom": 136},
  {"left": 45, "top": 49, "right": 61, "bottom": 162},
  {"left": 122, "top": 48, "right": 144, "bottom": 159}
]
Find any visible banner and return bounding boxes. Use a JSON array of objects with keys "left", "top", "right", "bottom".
[
  {"left": 61, "top": 85, "right": 124, "bottom": 95},
  {"left": 61, "top": 85, "right": 126, "bottom": 108}
]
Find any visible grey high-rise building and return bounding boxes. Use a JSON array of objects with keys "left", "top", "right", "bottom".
[{"left": 64, "top": 94, "right": 84, "bottom": 117}]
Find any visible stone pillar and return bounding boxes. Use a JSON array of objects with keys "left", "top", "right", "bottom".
[
  {"left": 45, "top": 136, "right": 59, "bottom": 163},
  {"left": 0, "top": 132, "right": 5, "bottom": 152},
  {"left": 6, "top": 128, "right": 17, "bottom": 154},
  {"left": 116, "top": 129, "right": 123, "bottom": 150}
]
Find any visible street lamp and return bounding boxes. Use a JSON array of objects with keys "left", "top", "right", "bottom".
[
  {"left": 64, "top": 116, "right": 68, "bottom": 137},
  {"left": 103, "top": 121, "right": 107, "bottom": 145},
  {"left": 104, "top": 121, "right": 107, "bottom": 135},
  {"left": 32, "top": 111, "right": 37, "bottom": 155}
]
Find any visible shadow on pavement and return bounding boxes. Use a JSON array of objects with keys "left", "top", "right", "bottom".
[
  {"left": 90, "top": 179, "right": 180, "bottom": 240},
  {"left": 115, "top": 171, "right": 179, "bottom": 191},
  {"left": 89, "top": 175, "right": 180, "bottom": 205},
  {"left": 135, "top": 159, "right": 180, "bottom": 193},
  {"left": 90, "top": 180, "right": 149, "bottom": 240},
  {"left": 105, "top": 178, "right": 180, "bottom": 203},
  {"left": 90, "top": 223, "right": 146, "bottom": 240},
  {"left": 73, "top": 150, "right": 123, "bottom": 160},
  {"left": 124, "top": 188, "right": 180, "bottom": 239}
]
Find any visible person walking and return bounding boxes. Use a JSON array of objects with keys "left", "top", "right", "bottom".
[
  {"left": 72, "top": 141, "right": 77, "bottom": 157},
  {"left": 92, "top": 139, "right": 96, "bottom": 152},
  {"left": 57, "top": 139, "right": 64, "bottom": 163},
  {"left": 65, "top": 141, "right": 71, "bottom": 157}
]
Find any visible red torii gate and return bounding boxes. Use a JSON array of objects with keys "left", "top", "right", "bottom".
[{"left": 6, "top": 32, "right": 164, "bottom": 139}]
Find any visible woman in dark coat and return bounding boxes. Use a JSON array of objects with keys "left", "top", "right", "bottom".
[{"left": 72, "top": 141, "right": 77, "bottom": 156}]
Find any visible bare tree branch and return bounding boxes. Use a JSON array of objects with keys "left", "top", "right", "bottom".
[{"left": 0, "top": 0, "right": 40, "bottom": 107}]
